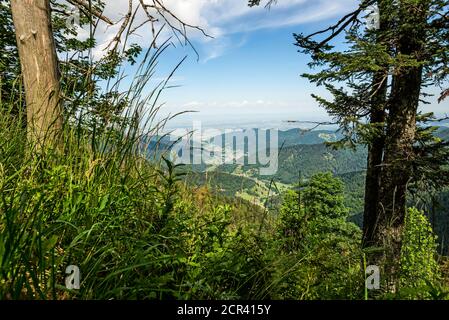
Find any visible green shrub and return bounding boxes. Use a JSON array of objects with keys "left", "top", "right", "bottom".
[
  {"left": 399, "top": 208, "right": 442, "bottom": 298},
  {"left": 271, "top": 172, "right": 364, "bottom": 300}
]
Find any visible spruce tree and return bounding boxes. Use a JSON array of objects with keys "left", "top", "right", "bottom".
[
  {"left": 294, "top": 0, "right": 449, "bottom": 286},
  {"left": 252, "top": 0, "right": 449, "bottom": 287}
]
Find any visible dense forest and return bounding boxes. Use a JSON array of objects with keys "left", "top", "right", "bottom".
[{"left": 1, "top": 0, "right": 449, "bottom": 301}]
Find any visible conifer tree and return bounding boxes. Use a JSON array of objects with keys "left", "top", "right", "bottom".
[
  {"left": 252, "top": 0, "right": 449, "bottom": 285},
  {"left": 294, "top": 0, "right": 449, "bottom": 283}
]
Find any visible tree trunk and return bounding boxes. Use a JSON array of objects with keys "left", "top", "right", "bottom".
[
  {"left": 10, "top": 0, "right": 62, "bottom": 149},
  {"left": 374, "top": 0, "right": 429, "bottom": 287},
  {"left": 362, "top": 74, "right": 387, "bottom": 248},
  {"left": 362, "top": 0, "right": 389, "bottom": 248}
]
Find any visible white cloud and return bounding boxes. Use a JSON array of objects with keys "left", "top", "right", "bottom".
[
  {"left": 179, "top": 99, "right": 289, "bottom": 110},
  {"left": 182, "top": 101, "right": 203, "bottom": 108},
  {"left": 72, "top": 0, "right": 357, "bottom": 61},
  {"left": 202, "top": 34, "right": 248, "bottom": 63}
]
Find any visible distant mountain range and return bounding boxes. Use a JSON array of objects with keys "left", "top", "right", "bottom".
[
  {"left": 278, "top": 129, "right": 343, "bottom": 146},
  {"left": 217, "top": 143, "right": 367, "bottom": 184},
  {"left": 171, "top": 125, "right": 449, "bottom": 254}
]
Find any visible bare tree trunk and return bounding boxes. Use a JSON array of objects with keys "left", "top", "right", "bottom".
[{"left": 10, "top": 0, "right": 62, "bottom": 149}]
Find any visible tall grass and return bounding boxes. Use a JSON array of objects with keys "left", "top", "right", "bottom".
[
  {"left": 0, "top": 19, "right": 383, "bottom": 301},
  {"left": 0, "top": 106, "right": 275, "bottom": 299},
  {"left": 0, "top": 24, "right": 186, "bottom": 298},
  {"left": 0, "top": 26, "right": 279, "bottom": 299}
]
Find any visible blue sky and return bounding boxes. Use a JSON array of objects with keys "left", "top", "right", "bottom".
[
  {"left": 143, "top": 1, "right": 357, "bottom": 128},
  {"left": 90, "top": 0, "right": 446, "bottom": 129}
]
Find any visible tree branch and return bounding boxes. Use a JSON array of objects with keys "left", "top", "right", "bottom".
[{"left": 66, "top": 0, "right": 113, "bottom": 25}]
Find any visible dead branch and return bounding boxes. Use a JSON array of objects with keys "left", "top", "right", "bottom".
[
  {"left": 439, "top": 89, "right": 449, "bottom": 103},
  {"left": 298, "top": 0, "right": 376, "bottom": 51},
  {"left": 66, "top": 0, "right": 211, "bottom": 58},
  {"left": 106, "top": 0, "right": 133, "bottom": 52},
  {"left": 66, "top": 0, "right": 113, "bottom": 25},
  {"left": 284, "top": 120, "right": 337, "bottom": 132}
]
